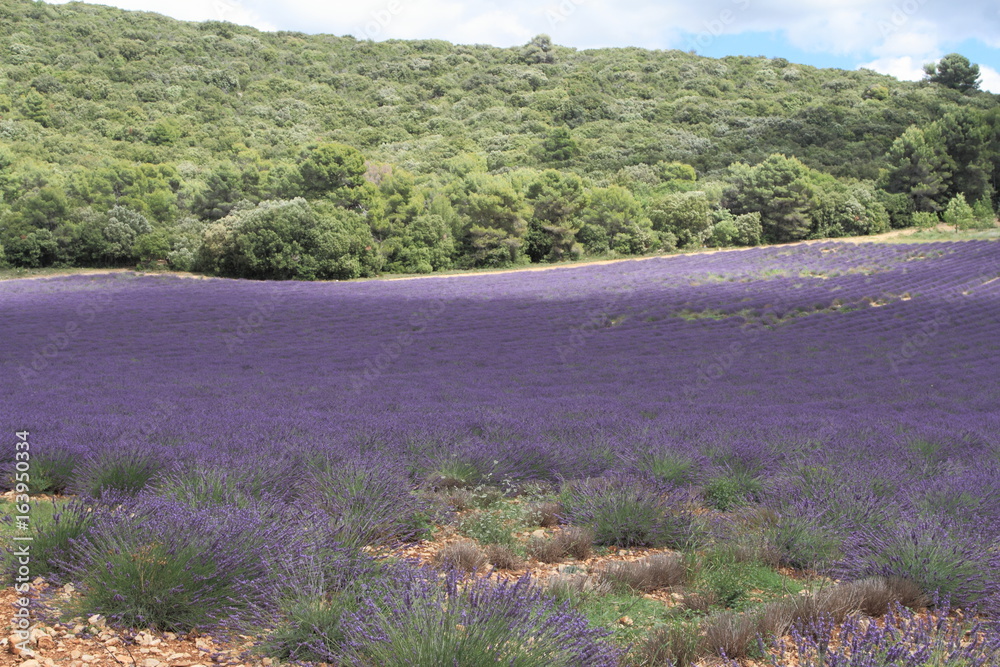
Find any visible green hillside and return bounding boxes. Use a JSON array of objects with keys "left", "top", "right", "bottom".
[{"left": 0, "top": 0, "right": 997, "bottom": 278}]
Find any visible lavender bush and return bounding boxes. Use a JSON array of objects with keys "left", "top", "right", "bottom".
[
  {"left": 8, "top": 441, "right": 81, "bottom": 494},
  {"left": 68, "top": 494, "right": 311, "bottom": 632},
  {"left": 834, "top": 516, "right": 1000, "bottom": 616},
  {"left": 72, "top": 442, "right": 169, "bottom": 497},
  {"left": 307, "top": 453, "right": 429, "bottom": 550},
  {"left": 340, "top": 569, "right": 622, "bottom": 666},
  {"left": 2, "top": 240, "right": 1000, "bottom": 654},
  {"left": 560, "top": 473, "right": 700, "bottom": 548},
  {"left": 757, "top": 604, "right": 1000, "bottom": 667},
  {"left": 155, "top": 459, "right": 289, "bottom": 508},
  {"left": 6, "top": 495, "right": 95, "bottom": 581}
]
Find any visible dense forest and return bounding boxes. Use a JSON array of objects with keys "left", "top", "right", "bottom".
[{"left": 0, "top": 0, "right": 998, "bottom": 279}]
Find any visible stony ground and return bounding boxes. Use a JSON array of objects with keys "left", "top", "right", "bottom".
[{"left": 0, "top": 582, "right": 259, "bottom": 667}]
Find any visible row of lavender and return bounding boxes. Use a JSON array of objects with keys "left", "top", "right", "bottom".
[{"left": 2, "top": 241, "right": 1000, "bottom": 662}]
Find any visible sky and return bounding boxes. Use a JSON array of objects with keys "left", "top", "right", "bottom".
[{"left": 48, "top": 0, "right": 1000, "bottom": 93}]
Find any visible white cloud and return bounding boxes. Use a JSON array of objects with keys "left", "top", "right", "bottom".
[
  {"left": 859, "top": 55, "right": 927, "bottom": 82},
  {"left": 979, "top": 65, "right": 1000, "bottom": 94},
  {"left": 43, "top": 0, "right": 1000, "bottom": 81},
  {"left": 860, "top": 56, "right": 1000, "bottom": 94},
  {"left": 48, "top": 0, "right": 277, "bottom": 31}
]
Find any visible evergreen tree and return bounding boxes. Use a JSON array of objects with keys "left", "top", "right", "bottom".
[
  {"left": 935, "top": 109, "right": 990, "bottom": 203},
  {"left": 923, "top": 54, "right": 981, "bottom": 93},
  {"left": 723, "top": 154, "right": 819, "bottom": 243},
  {"left": 880, "top": 126, "right": 952, "bottom": 214},
  {"left": 540, "top": 127, "right": 579, "bottom": 164}
]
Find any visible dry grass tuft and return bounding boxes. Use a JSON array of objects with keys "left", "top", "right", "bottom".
[
  {"left": 682, "top": 589, "right": 718, "bottom": 613},
  {"left": 758, "top": 598, "right": 796, "bottom": 638},
  {"left": 560, "top": 526, "right": 594, "bottom": 559},
  {"left": 528, "top": 501, "right": 563, "bottom": 528},
  {"left": 755, "top": 576, "right": 931, "bottom": 642},
  {"left": 528, "top": 534, "right": 566, "bottom": 563},
  {"left": 484, "top": 543, "right": 523, "bottom": 570},
  {"left": 527, "top": 526, "right": 593, "bottom": 563},
  {"left": 701, "top": 609, "right": 760, "bottom": 660},
  {"left": 636, "top": 621, "right": 702, "bottom": 667},
  {"left": 433, "top": 540, "right": 487, "bottom": 572},
  {"left": 597, "top": 553, "right": 690, "bottom": 593},
  {"left": 546, "top": 572, "right": 612, "bottom": 604},
  {"left": 440, "top": 488, "right": 474, "bottom": 511}
]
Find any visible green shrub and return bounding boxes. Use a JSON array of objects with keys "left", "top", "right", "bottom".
[
  {"left": 911, "top": 211, "right": 940, "bottom": 228},
  {"left": 260, "top": 556, "right": 389, "bottom": 662},
  {"left": 22, "top": 446, "right": 78, "bottom": 495},
  {"left": 696, "top": 546, "right": 796, "bottom": 609},
  {"left": 8, "top": 498, "right": 93, "bottom": 580},
  {"left": 459, "top": 508, "right": 518, "bottom": 546},
  {"left": 73, "top": 444, "right": 166, "bottom": 497},
  {"left": 943, "top": 193, "right": 976, "bottom": 230},
  {"left": 424, "top": 457, "right": 484, "bottom": 489},
  {"left": 639, "top": 450, "right": 699, "bottom": 486},
  {"left": 702, "top": 471, "right": 763, "bottom": 511},
  {"left": 561, "top": 475, "right": 700, "bottom": 549},
  {"left": 71, "top": 497, "right": 304, "bottom": 632},
  {"left": 261, "top": 592, "right": 356, "bottom": 662},
  {"left": 972, "top": 197, "right": 996, "bottom": 227},
  {"left": 636, "top": 620, "right": 703, "bottom": 667},
  {"left": 769, "top": 515, "right": 843, "bottom": 570}
]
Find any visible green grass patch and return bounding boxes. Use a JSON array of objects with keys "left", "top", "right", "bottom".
[
  {"left": 876, "top": 227, "right": 1000, "bottom": 243},
  {"left": 574, "top": 590, "right": 685, "bottom": 646},
  {"left": 0, "top": 497, "right": 61, "bottom": 576},
  {"left": 693, "top": 546, "right": 803, "bottom": 611},
  {"left": 458, "top": 504, "right": 529, "bottom": 547}
]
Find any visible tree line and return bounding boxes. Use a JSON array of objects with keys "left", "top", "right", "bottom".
[{"left": 0, "top": 1, "right": 996, "bottom": 278}]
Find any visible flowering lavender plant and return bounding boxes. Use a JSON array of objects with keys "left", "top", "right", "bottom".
[
  {"left": 67, "top": 494, "right": 311, "bottom": 632},
  {"left": 72, "top": 442, "right": 169, "bottom": 497},
  {"left": 758, "top": 604, "right": 1000, "bottom": 667},
  {"left": 339, "top": 568, "right": 622, "bottom": 666},
  {"left": 307, "top": 453, "right": 429, "bottom": 550},
  {"left": 834, "top": 515, "right": 1000, "bottom": 616},
  {"left": 560, "top": 473, "right": 700, "bottom": 548}
]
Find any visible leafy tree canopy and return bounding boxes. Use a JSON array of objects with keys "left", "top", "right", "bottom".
[{"left": 924, "top": 53, "right": 981, "bottom": 93}]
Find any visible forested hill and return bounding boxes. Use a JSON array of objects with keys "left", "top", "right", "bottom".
[{"left": 1, "top": 0, "right": 998, "bottom": 279}]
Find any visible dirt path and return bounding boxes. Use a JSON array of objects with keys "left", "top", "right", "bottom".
[
  {"left": 0, "top": 225, "right": 977, "bottom": 285},
  {"left": 379, "top": 226, "right": 949, "bottom": 282}
]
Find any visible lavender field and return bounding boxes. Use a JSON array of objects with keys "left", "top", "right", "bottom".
[{"left": 3, "top": 240, "right": 1000, "bottom": 665}]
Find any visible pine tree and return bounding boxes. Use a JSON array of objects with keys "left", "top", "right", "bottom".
[{"left": 880, "top": 126, "right": 952, "bottom": 213}]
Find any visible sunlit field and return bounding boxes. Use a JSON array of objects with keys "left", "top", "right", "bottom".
[{"left": 3, "top": 240, "right": 999, "bottom": 665}]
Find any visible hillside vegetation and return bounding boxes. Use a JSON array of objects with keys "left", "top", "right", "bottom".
[{"left": 0, "top": 0, "right": 998, "bottom": 278}]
